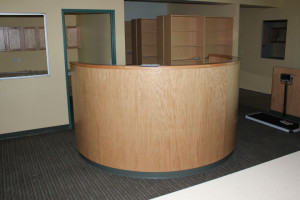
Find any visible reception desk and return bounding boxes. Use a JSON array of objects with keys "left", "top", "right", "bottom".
[{"left": 70, "top": 58, "right": 239, "bottom": 178}]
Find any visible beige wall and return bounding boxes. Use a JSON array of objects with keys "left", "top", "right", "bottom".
[
  {"left": 77, "top": 14, "right": 112, "bottom": 65},
  {"left": 0, "top": 0, "right": 125, "bottom": 134},
  {"left": 238, "top": 0, "right": 300, "bottom": 94}
]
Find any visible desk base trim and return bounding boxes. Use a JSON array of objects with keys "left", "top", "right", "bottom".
[{"left": 79, "top": 152, "right": 233, "bottom": 179}]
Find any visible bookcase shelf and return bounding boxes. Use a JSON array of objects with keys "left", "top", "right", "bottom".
[
  {"left": 132, "top": 19, "right": 157, "bottom": 65},
  {"left": 204, "top": 17, "right": 233, "bottom": 58},
  {"left": 127, "top": 15, "right": 233, "bottom": 66},
  {"left": 158, "top": 15, "right": 205, "bottom": 66}
]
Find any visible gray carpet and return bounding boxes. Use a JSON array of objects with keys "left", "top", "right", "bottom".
[{"left": 1, "top": 89, "right": 300, "bottom": 200}]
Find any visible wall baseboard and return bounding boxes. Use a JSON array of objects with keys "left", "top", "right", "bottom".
[{"left": 0, "top": 125, "right": 70, "bottom": 140}]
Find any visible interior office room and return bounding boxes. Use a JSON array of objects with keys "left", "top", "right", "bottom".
[{"left": 1, "top": 0, "right": 300, "bottom": 199}]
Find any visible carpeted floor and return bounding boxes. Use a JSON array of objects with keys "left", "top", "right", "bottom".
[{"left": 1, "top": 89, "right": 300, "bottom": 200}]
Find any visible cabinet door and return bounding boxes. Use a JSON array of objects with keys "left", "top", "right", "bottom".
[
  {"left": 7, "top": 27, "right": 23, "bottom": 51},
  {"left": 38, "top": 27, "right": 46, "bottom": 50},
  {"left": 24, "top": 27, "right": 38, "bottom": 50},
  {"left": 0, "top": 27, "right": 7, "bottom": 51},
  {"left": 66, "top": 26, "right": 80, "bottom": 48}
]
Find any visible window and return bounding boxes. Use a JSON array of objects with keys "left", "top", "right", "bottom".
[
  {"left": 0, "top": 13, "right": 49, "bottom": 79},
  {"left": 261, "top": 20, "right": 287, "bottom": 60}
]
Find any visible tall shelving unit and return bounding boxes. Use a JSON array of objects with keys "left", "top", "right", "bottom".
[
  {"left": 132, "top": 19, "right": 157, "bottom": 65},
  {"left": 158, "top": 15, "right": 205, "bottom": 66},
  {"left": 157, "top": 15, "right": 233, "bottom": 66},
  {"left": 125, "top": 21, "right": 132, "bottom": 65},
  {"left": 204, "top": 17, "right": 233, "bottom": 57}
]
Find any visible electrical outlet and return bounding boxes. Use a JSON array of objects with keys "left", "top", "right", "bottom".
[
  {"left": 17, "top": 58, "right": 22, "bottom": 62},
  {"left": 12, "top": 58, "right": 16, "bottom": 63}
]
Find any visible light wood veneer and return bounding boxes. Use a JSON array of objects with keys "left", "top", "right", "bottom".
[
  {"left": 70, "top": 60, "right": 240, "bottom": 173},
  {"left": 271, "top": 66, "right": 300, "bottom": 117}
]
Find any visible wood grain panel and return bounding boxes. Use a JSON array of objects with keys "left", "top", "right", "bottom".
[
  {"left": 172, "top": 31, "right": 204, "bottom": 46},
  {"left": 131, "top": 19, "right": 138, "bottom": 65},
  {"left": 23, "top": 27, "right": 38, "bottom": 50},
  {"left": 141, "top": 19, "right": 157, "bottom": 32},
  {"left": 270, "top": 66, "right": 300, "bottom": 117},
  {"left": 205, "top": 45, "right": 232, "bottom": 58},
  {"left": 38, "top": 27, "right": 46, "bottom": 50},
  {"left": 164, "top": 15, "right": 172, "bottom": 65},
  {"left": 171, "top": 46, "right": 203, "bottom": 60},
  {"left": 141, "top": 56, "right": 157, "bottom": 64},
  {"left": 71, "top": 61, "right": 239, "bottom": 172},
  {"left": 223, "top": 62, "right": 239, "bottom": 156},
  {"left": 172, "top": 16, "right": 204, "bottom": 32},
  {"left": 205, "top": 31, "right": 233, "bottom": 45},
  {"left": 157, "top": 16, "right": 164, "bottom": 65},
  {"left": 208, "top": 54, "right": 233, "bottom": 63},
  {"left": 0, "top": 27, "right": 6, "bottom": 51},
  {"left": 7, "top": 27, "right": 22, "bottom": 51},
  {"left": 66, "top": 26, "right": 80, "bottom": 48},
  {"left": 205, "top": 17, "right": 233, "bottom": 31}
]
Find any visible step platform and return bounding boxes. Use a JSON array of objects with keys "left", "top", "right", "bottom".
[{"left": 245, "top": 112, "right": 300, "bottom": 133}]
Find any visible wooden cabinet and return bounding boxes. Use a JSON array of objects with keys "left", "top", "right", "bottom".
[
  {"left": 0, "top": 26, "right": 45, "bottom": 51},
  {"left": 132, "top": 19, "right": 157, "bottom": 65},
  {"left": 125, "top": 21, "right": 132, "bottom": 65},
  {"left": 157, "top": 15, "right": 233, "bottom": 66},
  {"left": 7, "top": 27, "right": 23, "bottom": 51},
  {"left": 205, "top": 17, "right": 233, "bottom": 57},
  {"left": 0, "top": 27, "right": 6, "bottom": 51},
  {"left": 0, "top": 25, "right": 80, "bottom": 52},
  {"left": 38, "top": 27, "right": 46, "bottom": 50},
  {"left": 158, "top": 15, "right": 205, "bottom": 66},
  {"left": 66, "top": 26, "right": 80, "bottom": 48},
  {"left": 23, "top": 27, "right": 38, "bottom": 50}
]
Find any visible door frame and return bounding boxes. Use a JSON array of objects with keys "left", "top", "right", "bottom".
[{"left": 61, "top": 9, "right": 116, "bottom": 129}]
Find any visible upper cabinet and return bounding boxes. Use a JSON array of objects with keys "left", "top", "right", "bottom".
[
  {"left": 0, "top": 26, "right": 80, "bottom": 52},
  {"left": 66, "top": 26, "right": 80, "bottom": 48},
  {"left": 23, "top": 27, "right": 38, "bottom": 50},
  {"left": 38, "top": 27, "right": 46, "bottom": 50},
  {"left": 0, "top": 27, "right": 6, "bottom": 51},
  {"left": 7, "top": 27, "right": 23, "bottom": 51}
]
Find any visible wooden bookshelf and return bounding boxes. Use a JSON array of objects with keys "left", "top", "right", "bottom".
[
  {"left": 125, "top": 21, "right": 132, "bottom": 65},
  {"left": 158, "top": 15, "right": 205, "bottom": 66},
  {"left": 132, "top": 19, "right": 157, "bottom": 65},
  {"left": 157, "top": 15, "right": 233, "bottom": 66},
  {"left": 204, "top": 17, "right": 233, "bottom": 57}
]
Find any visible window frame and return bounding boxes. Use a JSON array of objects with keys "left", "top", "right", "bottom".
[{"left": 0, "top": 13, "right": 50, "bottom": 80}]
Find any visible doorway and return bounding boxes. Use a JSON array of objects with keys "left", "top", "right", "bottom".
[{"left": 61, "top": 9, "right": 116, "bottom": 129}]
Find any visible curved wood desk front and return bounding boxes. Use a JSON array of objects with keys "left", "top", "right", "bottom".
[{"left": 70, "top": 60, "right": 240, "bottom": 178}]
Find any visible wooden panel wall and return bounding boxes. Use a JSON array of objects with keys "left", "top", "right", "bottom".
[
  {"left": 71, "top": 61, "right": 240, "bottom": 173},
  {"left": 271, "top": 66, "right": 300, "bottom": 117}
]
